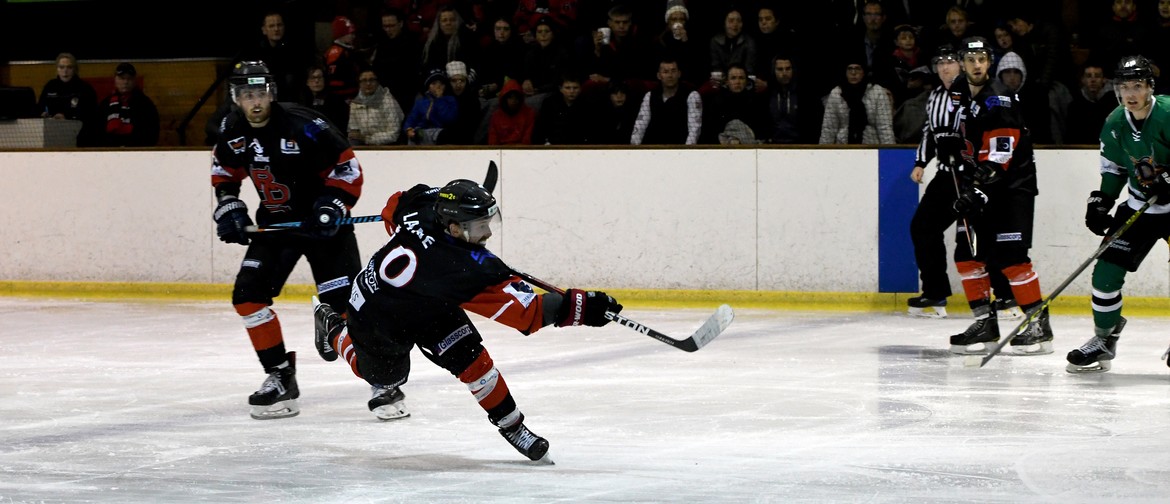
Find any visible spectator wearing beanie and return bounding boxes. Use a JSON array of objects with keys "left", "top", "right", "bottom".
[{"left": 324, "top": 15, "right": 361, "bottom": 100}]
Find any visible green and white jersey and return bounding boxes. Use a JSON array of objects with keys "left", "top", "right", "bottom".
[{"left": 1099, "top": 94, "right": 1170, "bottom": 214}]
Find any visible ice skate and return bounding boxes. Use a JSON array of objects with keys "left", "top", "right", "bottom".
[
  {"left": 1067, "top": 317, "right": 1127, "bottom": 373},
  {"left": 312, "top": 295, "right": 341, "bottom": 362},
  {"left": 368, "top": 385, "right": 410, "bottom": 421},
  {"left": 1010, "top": 308, "right": 1054, "bottom": 355},
  {"left": 949, "top": 311, "right": 999, "bottom": 354},
  {"left": 249, "top": 352, "right": 300, "bottom": 420},
  {"left": 993, "top": 298, "right": 1024, "bottom": 320},
  {"left": 908, "top": 295, "right": 947, "bottom": 318},
  {"left": 499, "top": 421, "right": 552, "bottom": 464}
]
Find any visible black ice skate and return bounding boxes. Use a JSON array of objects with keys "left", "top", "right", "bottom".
[
  {"left": 1067, "top": 317, "right": 1127, "bottom": 374},
  {"left": 949, "top": 310, "right": 999, "bottom": 355},
  {"left": 312, "top": 295, "right": 341, "bottom": 362},
  {"left": 907, "top": 295, "right": 947, "bottom": 318},
  {"left": 993, "top": 298, "right": 1024, "bottom": 320},
  {"left": 1010, "top": 308, "right": 1054, "bottom": 355},
  {"left": 368, "top": 385, "right": 410, "bottom": 421},
  {"left": 499, "top": 421, "right": 552, "bottom": 463},
  {"left": 249, "top": 352, "right": 300, "bottom": 420}
]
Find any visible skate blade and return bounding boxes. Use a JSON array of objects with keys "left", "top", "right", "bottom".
[
  {"left": 250, "top": 399, "right": 301, "bottom": 420},
  {"left": 531, "top": 451, "right": 555, "bottom": 465},
  {"left": 908, "top": 307, "right": 947, "bottom": 319},
  {"left": 1066, "top": 360, "right": 1112, "bottom": 374},
  {"left": 372, "top": 403, "right": 410, "bottom": 421},
  {"left": 999, "top": 306, "right": 1024, "bottom": 320},
  {"left": 949, "top": 343, "right": 990, "bottom": 355},
  {"left": 1010, "top": 341, "right": 1054, "bottom": 355}
]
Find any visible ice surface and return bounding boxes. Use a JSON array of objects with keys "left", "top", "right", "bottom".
[{"left": 2, "top": 298, "right": 1169, "bottom": 503}]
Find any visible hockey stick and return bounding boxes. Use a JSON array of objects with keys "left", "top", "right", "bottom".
[
  {"left": 950, "top": 165, "right": 977, "bottom": 257},
  {"left": 244, "top": 161, "right": 500, "bottom": 234},
  {"left": 243, "top": 214, "right": 383, "bottom": 234},
  {"left": 968, "top": 195, "right": 1158, "bottom": 368},
  {"left": 510, "top": 269, "right": 734, "bottom": 352}
]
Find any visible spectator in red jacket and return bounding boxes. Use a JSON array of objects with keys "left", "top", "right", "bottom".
[{"left": 487, "top": 79, "right": 535, "bottom": 144}]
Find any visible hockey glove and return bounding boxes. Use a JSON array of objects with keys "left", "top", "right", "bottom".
[
  {"left": 1084, "top": 190, "right": 1116, "bottom": 236},
  {"left": 555, "top": 289, "right": 623, "bottom": 327},
  {"left": 1135, "top": 159, "right": 1170, "bottom": 198},
  {"left": 973, "top": 161, "right": 1002, "bottom": 185},
  {"left": 307, "top": 196, "right": 348, "bottom": 238},
  {"left": 953, "top": 187, "right": 988, "bottom": 216},
  {"left": 213, "top": 196, "right": 253, "bottom": 245},
  {"left": 934, "top": 133, "right": 967, "bottom": 169}
]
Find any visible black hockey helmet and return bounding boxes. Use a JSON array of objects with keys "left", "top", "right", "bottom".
[
  {"left": 434, "top": 179, "right": 500, "bottom": 243},
  {"left": 1115, "top": 55, "right": 1155, "bottom": 84},
  {"left": 931, "top": 44, "right": 959, "bottom": 69},
  {"left": 958, "top": 36, "right": 992, "bottom": 59},
  {"left": 229, "top": 60, "right": 277, "bottom": 100}
]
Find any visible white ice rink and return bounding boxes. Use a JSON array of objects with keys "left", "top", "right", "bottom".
[{"left": 3, "top": 297, "right": 1170, "bottom": 503}]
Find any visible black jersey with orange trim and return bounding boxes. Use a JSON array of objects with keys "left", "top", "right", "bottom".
[
  {"left": 210, "top": 102, "right": 363, "bottom": 226},
  {"left": 350, "top": 184, "right": 549, "bottom": 335},
  {"left": 950, "top": 78, "right": 1038, "bottom": 195}
]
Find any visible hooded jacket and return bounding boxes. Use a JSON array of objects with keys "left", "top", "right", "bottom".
[
  {"left": 488, "top": 79, "right": 535, "bottom": 145},
  {"left": 996, "top": 51, "right": 1027, "bottom": 93}
]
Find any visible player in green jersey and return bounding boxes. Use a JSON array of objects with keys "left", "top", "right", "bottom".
[{"left": 1066, "top": 55, "right": 1170, "bottom": 373}]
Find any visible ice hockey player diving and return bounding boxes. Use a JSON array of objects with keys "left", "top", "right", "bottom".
[{"left": 314, "top": 175, "right": 623, "bottom": 463}]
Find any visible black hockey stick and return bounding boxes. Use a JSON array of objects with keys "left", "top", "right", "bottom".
[
  {"left": 950, "top": 164, "right": 977, "bottom": 257},
  {"left": 509, "top": 269, "right": 735, "bottom": 352},
  {"left": 244, "top": 161, "right": 500, "bottom": 234},
  {"left": 968, "top": 195, "right": 1158, "bottom": 368}
]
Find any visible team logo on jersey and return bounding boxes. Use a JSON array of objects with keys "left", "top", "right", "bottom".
[
  {"left": 228, "top": 136, "right": 247, "bottom": 154},
  {"left": 503, "top": 281, "right": 537, "bottom": 308},
  {"left": 249, "top": 138, "right": 264, "bottom": 155},
  {"left": 280, "top": 138, "right": 300, "bottom": 154},
  {"left": 1132, "top": 130, "right": 1142, "bottom": 142}
]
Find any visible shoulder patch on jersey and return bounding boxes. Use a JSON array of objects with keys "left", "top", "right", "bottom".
[
  {"left": 503, "top": 281, "right": 537, "bottom": 308},
  {"left": 228, "top": 136, "right": 247, "bottom": 154},
  {"left": 984, "top": 95, "right": 1012, "bottom": 109}
]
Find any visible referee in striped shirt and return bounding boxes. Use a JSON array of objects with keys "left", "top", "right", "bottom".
[{"left": 906, "top": 44, "right": 1018, "bottom": 318}]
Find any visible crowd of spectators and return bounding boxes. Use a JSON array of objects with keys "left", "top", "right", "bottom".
[{"left": 48, "top": 0, "right": 1170, "bottom": 147}]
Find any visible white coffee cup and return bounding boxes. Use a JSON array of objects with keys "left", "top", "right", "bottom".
[
  {"left": 671, "top": 22, "right": 684, "bottom": 40},
  {"left": 598, "top": 27, "right": 611, "bottom": 45},
  {"left": 710, "top": 71, "right": 724, "bottom": 82}
]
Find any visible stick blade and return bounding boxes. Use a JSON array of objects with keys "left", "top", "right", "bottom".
[
  {"left": 688, "top": 304, "right": 735, "bottom": 351},
  {"left": 484, "top": 160, "right": 499, "bottom": 193}
]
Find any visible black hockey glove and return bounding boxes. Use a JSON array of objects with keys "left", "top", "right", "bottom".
[
  {"left": 973, "top": 161, "right": 1002, "bottom": 185},
  {"left": 1135, "top": 159, "right": 1170, "bottom": 198},
  {"left": 307, "top": 196, "right": 348, "bottom": 238},
  {"left": 953, "top": 187, "right": 988, "bottom": 215},
  {"left": 213, "top": 196, "right": 253, "bottom": 245},
  {"left": 555, "top": 289, "right": 623, "bottom": 327},
  {"left": 1084, "top": 190, "right": 1116, "bottom": 236},
  {"left": 934, "top": 133, "right": 967, "bottom": 169}
]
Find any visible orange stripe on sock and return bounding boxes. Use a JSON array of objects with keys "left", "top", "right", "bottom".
[
  {"left": 458, "top": 350, "right": 494, "bottom": 384},
  {"left": 235, "top": 303, "right": 283, "bottom": 351},
  {"left": 1003, "top": 263, "right": 1042, "bottom": 305},
  {"left": 478, "top": 374, "right": 510, "bottom": 410},
  {"left": 956, "top": 261, "right": 990, "bottom": 304},
  {"left": 334, "top": 331, "right": 363, "bottom": 379}
]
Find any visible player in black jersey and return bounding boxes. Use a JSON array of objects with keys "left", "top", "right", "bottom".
[
  {"left": 211, "top": 61, "right": 364, "bottom": 420},
  {"left": 313, "top": 177, "right": 622, "bottom": 462},
  {"left": 944, "top": 38, "right": 1053, "bottom": 356}
]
